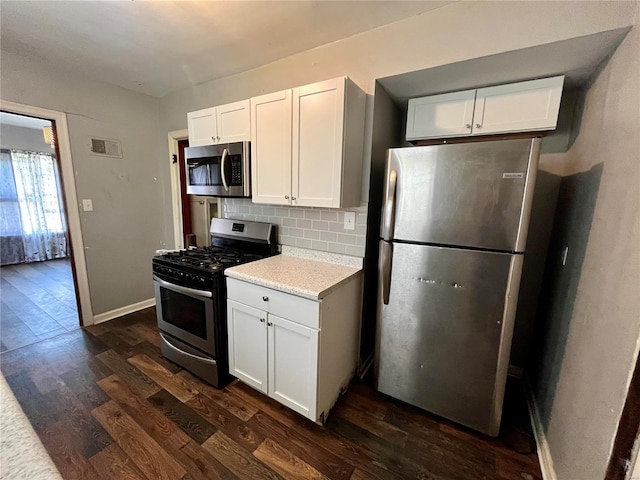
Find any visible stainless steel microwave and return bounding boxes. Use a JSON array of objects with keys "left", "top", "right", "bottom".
[{"left": 184, "top": 142, "right": 250, "bottom": 197}]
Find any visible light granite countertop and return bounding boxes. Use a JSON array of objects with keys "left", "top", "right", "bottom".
[{"left": 224, "top": 252, "right": 362, "bottom": 300}]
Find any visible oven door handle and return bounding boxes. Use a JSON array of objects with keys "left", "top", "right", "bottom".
[
  {"left": 160, "top": 333, "right": 217, "bottom": 365},
  {"left": 220, "top": 148, "right": 229, "bottom": 192},
  {"left": 153, "top": 275, "right": 213, "bottom": 298}
]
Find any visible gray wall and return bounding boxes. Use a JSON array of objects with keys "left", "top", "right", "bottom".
[
  {"left": 530, "top": 19, "right": 640, "bottom": 479},
  {"left": 0, "top": 124, "right": 55, "bottom": 154},
  {"left": 0, "top": 50, "right": 165, "bottom": 315}
]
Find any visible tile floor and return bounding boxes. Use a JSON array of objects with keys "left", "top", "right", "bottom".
[{"left": 0, "top": 258, "right": 79, "bottom": 352}]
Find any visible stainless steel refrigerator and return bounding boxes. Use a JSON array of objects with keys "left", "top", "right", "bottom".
[{"left": 375, "top": 137, "right": 541, "bottom": 436}]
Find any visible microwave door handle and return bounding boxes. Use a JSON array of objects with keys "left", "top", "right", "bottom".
[{"left": 221, "top": 148, "right": 229, "bottom": 192}]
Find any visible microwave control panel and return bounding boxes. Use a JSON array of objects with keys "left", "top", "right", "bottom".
[{"left": 231, "top": 159, "right": 242, "bottom": 185}]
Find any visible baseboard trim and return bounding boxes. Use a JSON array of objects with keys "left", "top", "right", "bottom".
[
  {"left": 93, "top": 298, "right": 156, "bottom": 324},
  {"left": 524, "top": 377, "right": 557, "bottom": 480}
]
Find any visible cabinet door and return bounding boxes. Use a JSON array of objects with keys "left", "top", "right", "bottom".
[
  {"left": 472, "top": 76, "right": 564, "bottom": 135},
  {"left": 227, "top": 300, "right": 268, "bottom": 393},
  {"left": 268, "top": 314, "right": 318, "bottom": 420},
  {"left": 250, "top": 90, "right": 292, "bottom": 205},
  {"left": 405, "top": 90, "right": 475, "bottom": 140},
  {"left": 217, "top": 100, "right": 250, "bottom": 143},
  {"left": 188, "top": 107, "right": 218, "bottom": 147},
  {"left": 293, "top": 78, "right": 345, "bottom": 208}
]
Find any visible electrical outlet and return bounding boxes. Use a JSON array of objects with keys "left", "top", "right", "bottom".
[
  {"left": 82, "top": 199, "right": 93, "bottom": 212},
  {"left": 344, "top": 212, "right": 355, "bottom": 230}
]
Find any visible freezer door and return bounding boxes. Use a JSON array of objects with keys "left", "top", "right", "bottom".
[
  {"left": 375, "top": 242, "right": 523, "bottom": 436},
  {"left": 382, "top": 138, "right": 540, "bottom": 252}
]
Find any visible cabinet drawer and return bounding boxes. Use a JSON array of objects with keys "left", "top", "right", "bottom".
[{"left": 226, "top": 277, "right": 320, "bottom": 329}]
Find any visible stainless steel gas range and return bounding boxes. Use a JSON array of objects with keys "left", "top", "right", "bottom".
[{"left": 152, "top": 218, "right": 276, "bottom": 387}]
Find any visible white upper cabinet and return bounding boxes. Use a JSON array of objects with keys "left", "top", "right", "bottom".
[
  {"left": 406, "top": 90, "right": 476, "bottom": 140},
  {"left": 472, "top": 77, "right": 564, "bottom": 135},
  {"left": 406, "top": 76, "right": 564, "bottom": 141},
  {"left": 250, "top": 90, "right": 293, "bottom": 206},
  {"left": 187, "top": 99, "right": 250, "bottom": 147},
  {"left": 187, "top": 107, "right": 217, "bottom": 147},
  {"left": 251, "top": 76, "right": 365, "bottom": 208}
]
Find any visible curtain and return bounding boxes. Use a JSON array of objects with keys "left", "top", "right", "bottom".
[{"left": 0, "top": 149, "right": 67, "bottom": 264}]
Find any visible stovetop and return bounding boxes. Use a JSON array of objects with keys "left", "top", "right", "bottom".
[
  {"left": 153, "top": 246, "right": 271, "bottom": 289},
  {"left": 158, "top": 246, "right": 264, "bottom": 273}
]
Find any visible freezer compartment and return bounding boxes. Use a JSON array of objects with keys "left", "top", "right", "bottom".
[
  {"left": 382, "top": 138, "right": 540, "bottom": 252},
  {"left": 375, "top": 241, "right": 523, "bottom": 435}
]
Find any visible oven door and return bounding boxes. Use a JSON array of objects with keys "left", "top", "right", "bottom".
[{"left": 153, "top": 275, "right": 216, "bottom": 356}]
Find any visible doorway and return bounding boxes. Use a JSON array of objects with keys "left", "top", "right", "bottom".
[
  {"left": 0, "top": 111, "right": 81, "bottom": 350},
  {"left": 168, "top": 131, "right": 222, "bottom": 249}
]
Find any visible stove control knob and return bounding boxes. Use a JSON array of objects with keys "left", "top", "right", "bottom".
[
  {"left": 262, "top": 296, "right": 269, "bottom": 302},
  {"left": 199, "top": 277, "right": 206, "bottom": 284}
]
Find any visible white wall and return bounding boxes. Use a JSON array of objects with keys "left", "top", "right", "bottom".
[
  {"left": 0, "top": 50, "right": 165, "bottom": 316},
  {"left": 158, "top": 1, "right": 637, "bottom": 250},
  {"left": 530, "top": 15, "right": 640, "bottom": 479}
]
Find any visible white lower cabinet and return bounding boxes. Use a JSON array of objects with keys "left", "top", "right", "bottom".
[{"left": 226, "top": 276, "right": 361, "bottom": 423}]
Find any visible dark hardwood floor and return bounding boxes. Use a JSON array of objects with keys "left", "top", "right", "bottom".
[
  {"left": 0, "top": 258, "right": 79, "bottom": 352},
  {"left": 0, "top": 307, "right": 542, "bottom": 480}
]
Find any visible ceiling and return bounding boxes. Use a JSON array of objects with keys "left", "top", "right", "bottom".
[{"left": 0, "top": 1, "right": 451, "bottom": 98}]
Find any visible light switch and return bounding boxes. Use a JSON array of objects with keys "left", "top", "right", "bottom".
[
  {"left": 344, "top": 212, "right": 355, "bottom": 230},
  {"left": 82, "top": 199, "right": 93, "bottom": 212}
]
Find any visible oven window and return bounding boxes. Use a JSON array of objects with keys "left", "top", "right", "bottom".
[{"left": 160, "top": 288, "right": 207, "bottom": 339}]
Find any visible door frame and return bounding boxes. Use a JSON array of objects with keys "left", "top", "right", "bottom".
[
  {"left": 168, "top": 129, "right": 188, "bottom": 249},
  {"left": 0, "top": 99, "right": 94, "bottom": 325}
]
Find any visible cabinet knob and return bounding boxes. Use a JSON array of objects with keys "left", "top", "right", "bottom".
[
  {"left": 291, "top": 196, "right": 297, "bottom": 201},
  {"left": 260, "top": 318, "right": 265, "bottom": 323},
  {"left": 284, "top": 195, "right": 289, "bottom": 200},
  {"left": 262, "top": 296, "right": 269, "bottom": 302},
  {"left": 465, "top": 124, "right": 472, "bottom": 129},
  {"left": 475, "top": 123, "right": 482, "bottom": 129},
  {"left": 211, "top": 136, "right": 216, "bottom": 142},
  {"left": 267, "top": 322, "right": 273, "bottom": 327}
]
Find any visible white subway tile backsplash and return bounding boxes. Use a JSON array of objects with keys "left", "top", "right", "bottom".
[
  {"left": 282, "top": 218, "right": 297, "bottom": 227},
  {"left": 304, "top": 209, "right": 321, "bottom": 220},
  {"left": 289, "top": 227, "right": 304, "bottom": 238},
  {"left": 345, "top": 245, "right": 365, "bottom": 257},
  {"left": 320, "top": 232, "right": 337, "bottom": 242},
  {"left": 297, "top": 238, "right": 313, "bottom": 249},
  {"left": 320, "top": 211, "right": 338, "bottom": 221},
  {"left": 312, "top": 220, "right": 329, "bottom": 231},
  {"left": 311, "top": 240, "right": 328, "bottom": 251},
  {"left": 224, "top": 199, "right": 369, "bottom": 259},
  {"left": 337, "top": 234, "right": 356, "bottom": 245}
]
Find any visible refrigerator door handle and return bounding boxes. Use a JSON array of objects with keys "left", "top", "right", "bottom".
[
  {"left": 381, "top": 241, "right": 393, "bottom": 305},
  {"left": 382, "top": 170, "right": 397, "bottom": 241}
]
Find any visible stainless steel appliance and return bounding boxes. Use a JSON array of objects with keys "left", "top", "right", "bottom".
[
  {"left": 375, "top": 137, "right": 541, "bottom": 436},
  {"left": 153, "top": 218, "right": 276, "bottom": 387},
  {"left": 185, "top": 142, "right": 250, "bottom": 197}
]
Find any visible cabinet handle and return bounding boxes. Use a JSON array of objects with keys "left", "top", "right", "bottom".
[
  {"left": 284, "top": 195, "right": 289, "bottom": 200},
  {"left": 262, "top": 296, "right": 269, "bottom": 302},
  {"left": 260, "top": 318, "right": 265, "bottom": 323},
  {"left": 267, "top": 322, "right": 273, "bottom": 327},
  {"left": 211, "top": 136, "right": 216, "bottom": 142},
  {"left": 465, "top": 124, "right": 472, "bottom": 129},
  {"left": 475, "top": 123, "right": 482, "bottom": 129},
  {"left": 291, "top": 196, "right": 297, "bottom": 201}
]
